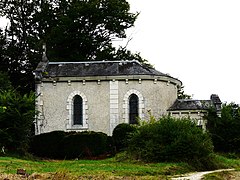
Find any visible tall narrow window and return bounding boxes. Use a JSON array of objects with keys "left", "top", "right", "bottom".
[
  {"left": 73, "top": 95, "right": 83, "bottom": 125},
  {"left": 129, "top": 94, "right": 139, "bottom": 124}
]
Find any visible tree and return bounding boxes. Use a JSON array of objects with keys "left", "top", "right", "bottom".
[
  {"left": 206, "top": 103, "right": 240, "bottom": 153},
  {"left": 0, "top": 0, "right": 41, "bottom": 93},
  {"left": 0, "top": 71, "right": 12, "bottom": 91},
  {"left": 177, "top": 86, "right": 191, "bottom": 99},
  {"left": 0, "top": 28, "right": 6, "bottom": 64},
  {"left": 34, "top": 0, "right": 139, "bottom": 61},
  {"left": 0, "top": 69, "right": 36, "bottom": 155},
  {"left": 0, "top": 0, "right": 144, "bottom": 93},
  {"left": 0, "top": 89, "right": 35, "bottom": 154}
]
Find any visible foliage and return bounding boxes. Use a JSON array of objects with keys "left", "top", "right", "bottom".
[
  {"left": 206, "top": 103, "right": 240, "bottom": 153},
  {"left": 30, "top": 131, "right": 111, "bottom": 159},
  {"left": 113, "top": 47, "right": 152, "bottom": 68},
  {"left": 177, "top": 85, "right": 191, "bottom": 99},
  {"left": 127, "top": 116, "right": 214, "bottom": 170},
  {"left": 0, "top": 0, "right": 40, "bottom": 93},
  {"left": 34, "top": 0, "right": 138, "bottom": 62},
  {"left": 112, "top": 123, "right": 137, "bottom": 152},
  {"left": 30, "top": 131, "right": 66, "bottom": 159},
  {"left": 0, "top": 71, "right": 12, "bottom": 91},
  {"left": 106, "top": 135, "right": 116, "bottom": 156},
  {"left": 0, "top": 89, "right": 35, "bottom": 154},
  {"left": 0, "top": 29, "right": 7, "bottom": 72},
  {"left": 137, "top": 110, "right": 158, "bottom": 126},
  {"left": 0, "top": 0, "right": 147, "bottom": 94},
  {"left": 60, "top": 131, "right": 109, "bottom": 159}
]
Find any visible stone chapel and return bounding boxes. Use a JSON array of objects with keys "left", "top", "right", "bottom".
[{"left": 34, "top": 53, "right": 221, "bottom": 135}]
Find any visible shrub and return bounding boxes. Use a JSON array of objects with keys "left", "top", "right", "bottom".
[
  {"left": 30, "top": 131, "right": 66, "bottom": 159},
  {"left": 60, "top": 131, "right": 109, "bottom": 159},
  {"left": 30, "top": 131, "right": 112, "bottom": 159},
  {"left": 127, "top": 116, "right": 214, "bottom": 169},
  {"left": 106, "top": 136, "right": 116, "bottom": 156},
  {"left": 0, "top": 89, "right": 35, "bottom": 154},
  {"left": 112, "top": 123, "right": 137, "bottom": 152}
]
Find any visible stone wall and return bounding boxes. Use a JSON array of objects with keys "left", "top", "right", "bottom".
[
  {"left": 170, "top": 111, "right": 207, "bottom": 130},
  {"left": 35, "top": 76, "right": 180, "bottom": 135}
]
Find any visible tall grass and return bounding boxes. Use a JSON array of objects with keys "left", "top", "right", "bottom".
[
  {"left": 0, "top": 154, "right": 239, "bottom": 179},
  {"left": 0, "top": 156, "right": 191, "bottom": 179}
]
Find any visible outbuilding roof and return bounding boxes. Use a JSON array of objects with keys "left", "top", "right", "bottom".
[
  {"left": 168, "top": 94, "right": 222, "bottom": 111},
  {"left": 168, "top": 99, "right": 212, "bottom": 111}
]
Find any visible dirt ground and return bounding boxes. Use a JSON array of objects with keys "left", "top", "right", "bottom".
[
  {"left": 172, "top": 169, "right": 239, "bottom": 180},
  {"left": 226, "top": 171, "right": 240, "bottom": 179},
  {"left": 1, "top": 171, "right": 240, "bottom": 180}
]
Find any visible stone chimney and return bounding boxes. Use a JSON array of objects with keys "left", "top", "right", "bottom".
[{"left": 33, "top": 43, "right": 49, "bottom": 80}]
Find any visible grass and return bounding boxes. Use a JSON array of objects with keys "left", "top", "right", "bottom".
[
  {"left": 0, "top": 156, "right": 191, "bottom": 179},
  {"left": 202, "top": 170, "right": 240, "bottom": 180},
  {"left": 201, "top": 154, "right": 240, "bottom": 180},
  {"left": 213, "top": 154, "right": 240, "bottom": 169},
  {"left": 0, "top": 153, "right": 240, "bottom": 179}
]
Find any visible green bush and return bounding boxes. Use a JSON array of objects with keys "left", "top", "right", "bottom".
[
  {"left": 0, "top": 89, "right": 35, "bottom": 154},
  {"left": 30, "top": 131, "right": 66, "bottom": 158},
  {"left": 106, "top": 136, "right": 116, "bottom": 156},
  {"left": 127, "top": 116, "right": 214, "bottom": 170},
  {"left": 112, "top": 123, "right": 137, "bottom": 152},
  {"left": 30, "top": 131, "right": 112, "bottom": 159},
  {"left": 60, "top": 131, "right": 109, "bottom": 159}
]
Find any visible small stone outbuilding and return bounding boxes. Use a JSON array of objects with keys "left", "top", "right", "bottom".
[{"left": 168, "top": 94, "right": 222, "bottom": 130}]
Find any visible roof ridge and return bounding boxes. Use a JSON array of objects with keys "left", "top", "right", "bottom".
[{"left": 48, "top": 60, "right": 140, "bottom": 64}]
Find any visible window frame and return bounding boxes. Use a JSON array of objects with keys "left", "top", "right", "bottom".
[
  {"left": 66, "top": 91, "right": 88, "bottom": 130},
  {"left": 123, "top": 89, "right": 144, "bottom": 124}
]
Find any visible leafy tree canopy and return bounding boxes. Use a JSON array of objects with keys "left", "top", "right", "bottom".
[
  {"left": 177, "top": 85, "right": 191, "bottom": 99},
  {"left": 0, "top": 0, "right": 147, "bottom": 93},
  {"left": 206, "top": 103, "right": 240, "bottom": 153},
  {"left": 0, "top": 71, "right": 12, "bottom": 91}
]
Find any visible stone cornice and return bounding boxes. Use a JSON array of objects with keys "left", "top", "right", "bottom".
[{"left": 40, "top": 74, "right": 182, "bottom": 87}]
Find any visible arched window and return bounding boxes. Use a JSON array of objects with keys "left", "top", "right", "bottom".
[
  {"left": 129, "top": 94, "right": 139, "bottom": 124},
  {"left": 67, "top": 91, "right": 88, "bottom": 130},
  {"left": 123, "top": 89, "right": 144, "bottom": 123},
  {"left": 73, "top": 95, "right": 83, "bottom": 125}
]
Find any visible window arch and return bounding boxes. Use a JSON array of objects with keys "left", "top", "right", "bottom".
[
  {"left": 129, "top": 94, "right": 139, "bottom": 124},
  {"left": 67, "top": 91, "right": 88, "bottom": 130},
  {"left": 123, "top": 89, "right": 144, "bottom": 124}
]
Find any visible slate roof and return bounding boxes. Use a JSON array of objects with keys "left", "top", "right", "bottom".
[
  {"left": 48, "top": 61, "right": 170, "bottom": 77},
  {"left": 35, "top": 60, "right": 175, "bottom": 79},
  {"left": 168, "top": 99, "right": 212, "bottom": 111}
]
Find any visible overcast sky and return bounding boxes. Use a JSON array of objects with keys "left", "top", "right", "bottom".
[
  {"left": 114, "top": 0, "right": 240, "bottom": 104},
  {"left": 1, "top": 1, "right": 240, "bottom": 104}
]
